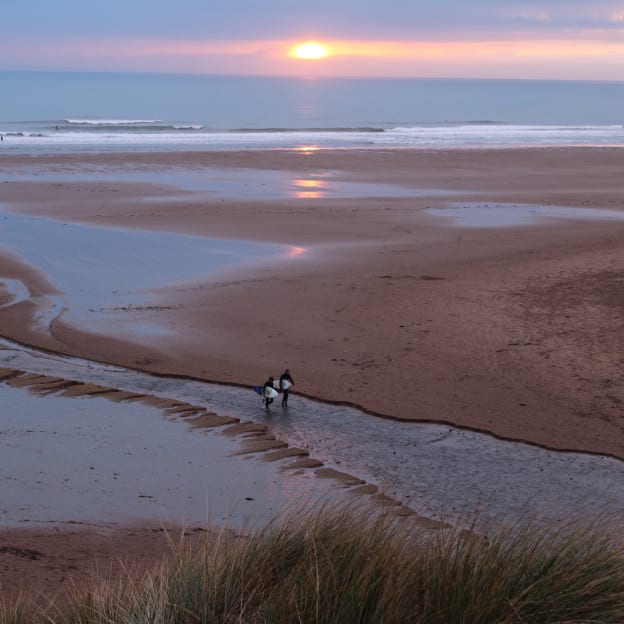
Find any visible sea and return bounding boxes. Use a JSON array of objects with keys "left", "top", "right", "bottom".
[{"left": 1, "top": 71, "right": 624, "bottom": 153}]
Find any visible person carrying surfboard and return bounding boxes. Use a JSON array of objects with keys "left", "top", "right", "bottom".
[
  {"left": 263, "top": 376, "right": 277, "bottom": 409},
  {"left": 280, "top": 369, "right": 294, "bottom": 407}
]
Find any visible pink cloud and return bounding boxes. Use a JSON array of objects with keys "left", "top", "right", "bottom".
[{"left": 2, "top": 33, "right": 624, "bottom": 80}]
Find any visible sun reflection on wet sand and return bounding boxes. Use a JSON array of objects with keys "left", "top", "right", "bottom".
[
  {"left": 292, "top": 177, "right": 326, "bottom": 198},
  {"left": 286, "top": 246, "right": 307, "bottom": 257},
  {"left": 294, "top": 145, "right": 321, "bottom": 155}
]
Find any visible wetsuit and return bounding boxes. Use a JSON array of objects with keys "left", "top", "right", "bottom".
[
  {"left": 280, "top": 371, "right": 294, "bottom": 407},
  {"left": 263, "top": 378, "right": 275, "bottom": 408}
]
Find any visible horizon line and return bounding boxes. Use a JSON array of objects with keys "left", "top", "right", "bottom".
[{"left": 2, "top": 68, "right": 624, "bottom": 85}]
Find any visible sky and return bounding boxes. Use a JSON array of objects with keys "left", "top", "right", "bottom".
[{"left": 2, "top": 0, "right": 624, "bottom": 80}]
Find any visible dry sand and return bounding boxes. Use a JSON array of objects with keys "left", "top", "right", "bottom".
[{"left": 0, "top": 524, "right": 193, "bottom": 602}]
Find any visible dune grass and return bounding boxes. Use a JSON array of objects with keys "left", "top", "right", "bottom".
[{"left": 3, "top": 507, "right": 624, "bottom": 623}]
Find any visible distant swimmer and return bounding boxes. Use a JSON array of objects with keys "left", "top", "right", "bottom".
[{"left": 280, "top": 369, "right": 294, "bottom": 407}]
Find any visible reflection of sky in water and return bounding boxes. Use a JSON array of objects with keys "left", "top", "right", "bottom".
[
  {"left": 293, "top": 177, "right": 325, "bottom": 199},
  {"left": 0, "top": 384, "right": 339, "bottom": 529},
  {"left": 4, "top": 166, "right": 454, "bottom": 200},
  {"left": 428, "top": 203, "right": 624, "bottom": 228},
  {"left": 0, "top": 211, "right": 297, "bottom": 337}
]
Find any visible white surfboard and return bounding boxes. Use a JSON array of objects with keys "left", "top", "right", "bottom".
[
  {"left": 273, "top": 379, "right": 292, "bottom": 390},
  {"left": 264, "top": 387, "right": 278, "bottom": 399}
]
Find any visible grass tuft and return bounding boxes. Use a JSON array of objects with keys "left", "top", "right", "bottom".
[{"left": 3, "top": 507, "right": 624, "bottom": 623}]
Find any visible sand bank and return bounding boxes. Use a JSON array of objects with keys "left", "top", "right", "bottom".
[{"left": 1, "top": 148, "right": 624, "bottom": 459}]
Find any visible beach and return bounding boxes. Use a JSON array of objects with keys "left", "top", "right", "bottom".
[
  {"left": 1, "top": 145, "right": 624, "bottom": 597},
  {"left": 1, "top": 147, "right": 623, "bottom": 455}
]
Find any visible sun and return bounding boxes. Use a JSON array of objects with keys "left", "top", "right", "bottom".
[{"left": 289, "top": 41, "right": 330, "bottom": 60}]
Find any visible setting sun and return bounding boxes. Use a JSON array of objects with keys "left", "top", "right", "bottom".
[{"left": 289, "top": 40, "right": 329, "bottom": 60}]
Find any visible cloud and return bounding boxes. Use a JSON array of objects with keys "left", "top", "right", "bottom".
[
  {"left": 2, "top": 0, "right": 624, "bottom": 79},
  {"left": 2, "top": 33, "right": 623, "bottom": 81}
]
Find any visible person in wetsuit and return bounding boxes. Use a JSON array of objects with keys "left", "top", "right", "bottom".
[
  {"left": 263, "top": 376, "right": 276, "bottom": 409},
  {"left": 280, "top": 369, "right": 294, "bottom": 407}
]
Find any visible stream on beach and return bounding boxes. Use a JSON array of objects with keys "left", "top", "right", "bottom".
[{"left": 1, "top": 336, "right": 622, "bottom": 533}]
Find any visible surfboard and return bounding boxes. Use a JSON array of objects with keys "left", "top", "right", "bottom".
[
  {"left": 273, "top": 379, "right": 292, "bottom": 390},
  {"left": 264, "top": 387, "right": 279, "bottom": 399}
]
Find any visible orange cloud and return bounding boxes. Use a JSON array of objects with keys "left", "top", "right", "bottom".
[
  {"left": 15, "top": 35, "right": 624, "bottom": 62},
  {"left": 284, "top": 38, "right": 624, "bottom": 61}
]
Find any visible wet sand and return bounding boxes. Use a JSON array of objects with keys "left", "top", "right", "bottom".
[{"left": 1, "top": 147, "right": 623, "bottom": 458}]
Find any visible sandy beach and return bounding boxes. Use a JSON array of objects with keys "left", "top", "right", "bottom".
[
  {"left": 2, "top": 146, "right": 624, "bottom": 598},
  {"left": 1, "top": 147, "right": 623, "bottom": 457}
]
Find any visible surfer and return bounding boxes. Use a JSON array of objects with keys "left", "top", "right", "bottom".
[
  {"left": 263, "top": 376, "right": 276, "bottom": 409},
  {"left": 280, "top": 369, "right": 294, "bottom": 407}
]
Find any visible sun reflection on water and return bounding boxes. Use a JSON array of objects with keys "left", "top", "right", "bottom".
[
  {"left": 292, "top": 177, "right": 326, "bottom": 199},
  {"left": 294, "top": 145, "right": 321, "bottom": 155},
  {"left": 286, "top": 246, "right": 307, "bottom": 257}
]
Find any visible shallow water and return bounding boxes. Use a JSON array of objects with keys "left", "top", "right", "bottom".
[
  {"left": 0, "top": 381, "right": 341, "bottom": 530},
  {"left": 0, "top": 210, "right": 300, "bottom": 339},
  {"left": 2, "top": 337, "right": 622, "bottom": 532},
  {"left": 427, "top": 202, "right": 624, "bottom": 228},
  {"left": 1, "top": 166, "right": 451, "bottom": 200},
  {"left": 0, "top": 278, "right": 29, "bottom": 309}
]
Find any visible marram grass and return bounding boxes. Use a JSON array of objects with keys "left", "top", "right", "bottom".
[{"left": 3, "top": 507, "right": 624, "bottom": 623}]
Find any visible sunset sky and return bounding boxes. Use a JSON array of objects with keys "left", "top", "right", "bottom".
[{"left": 2, "top": 0, "right": 624, "bottom": 80}]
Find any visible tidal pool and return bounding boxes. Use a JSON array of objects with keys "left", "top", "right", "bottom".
[
  {"left": 2, "top": 165, "right": 454, "bottom": 200},
  {"left": 427, "top": 202, "right": 624, "bottom": 228},
  {"left": 0, "top": 382, "right": 338, "bottom": 529},
  {"left": 0, "top": 210, "right": 300, "bottom": 338}
]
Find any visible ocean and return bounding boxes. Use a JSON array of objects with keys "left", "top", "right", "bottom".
[{"left": 1, "top": 71, "right": 624, "bottom": 152}]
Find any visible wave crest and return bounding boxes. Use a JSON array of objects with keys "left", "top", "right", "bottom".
[{"left": 64, "top": 119, "right": 163, "bottom": 125}]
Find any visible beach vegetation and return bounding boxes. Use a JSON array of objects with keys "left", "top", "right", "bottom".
[{"left": 2, "top": 507, "right": 624, "bottom": 623}]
